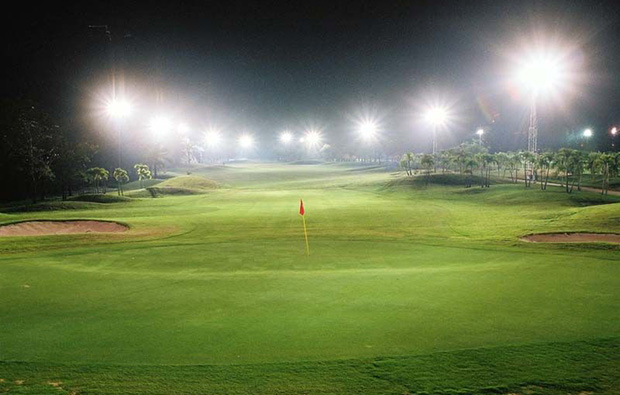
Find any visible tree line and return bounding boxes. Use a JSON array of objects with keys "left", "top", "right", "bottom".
[
  {"left": 0, "top": 100, "right": 164, "bottom": 202},
  {"left": 400, "top": 142, "right": 620, "bottom": 195}
]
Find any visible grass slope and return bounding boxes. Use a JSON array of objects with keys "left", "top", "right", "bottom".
[{"left": 0, "top": 163, "right": 618, "bottom": 393}]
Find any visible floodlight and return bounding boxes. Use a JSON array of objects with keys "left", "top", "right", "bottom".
[
  {"left": 204, "top": 129, "right": 222, "bottom": 149},
  {"left": 425, "top": 107, "right": 447, "bottom": 126},
  {"left": 476, "top": 128, "right": 484, "bottom": 136},
  {"left": 305, "top": 130, "right": 322, "bottom": 147},
  {"left": 358, "top": 120, "right": 378, "bottom": 141},
  {"left": 611, "top": 127, "right": 618, "bottom": 136},
  {"left": 280, "top": 131, "right": 293, "bottom": 144},
  {"left": 106, "top": 99, "right": 131, "bottom": 118},
  {"left": 583, "top": 128, "right": 593, "bottom": 138},
  {"left": 238, "top": 134, "right": 254, "bottom": 148},
  {"left": 517, "top": 54, "right": 563, "bottom": 95}
]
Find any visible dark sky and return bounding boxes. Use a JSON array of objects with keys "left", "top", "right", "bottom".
[{"left": 3, "top": 0, "right": 620, "bottom": 153}]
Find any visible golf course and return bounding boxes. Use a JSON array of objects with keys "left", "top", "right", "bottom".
[{"left": 1, "top": 162, "right": 619, "bottom": 394}]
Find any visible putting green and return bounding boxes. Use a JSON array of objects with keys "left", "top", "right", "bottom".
[{"left": 1, "top": 163, "right": 619, "bottom": 393}]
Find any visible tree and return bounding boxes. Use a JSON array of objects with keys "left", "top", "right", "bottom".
[
  {"left": 519, "top": 151, "right": 535, "bottom": 188},
  {"left": 420, "top": 154, "right": 434, "bottom": 184},
  {"left": 594, "top": 153, "right": 619, "bottom": 195},
  {"left": 400, "top": 152, "right": 415, "bottom": 176},
  {"left": 134, "top": 163, "right": 152, "bottom": 188},
  {"left": 535, "top": 152, "right": 554, "bottom": 190},
  {"left": 495, "top": 152, "right": 509, "bottom": 178},
  {"left": 464, "top": 158, "right": 478, "bottom": 188},
  {"left": 113, "top": 168, "right": 130, "bottom": 196},
  {"left": 85, "top": 167, "right": 109, "bottom": 194},
  {"left": 1, "top": 103, "right": 58, "bottom": 202}
]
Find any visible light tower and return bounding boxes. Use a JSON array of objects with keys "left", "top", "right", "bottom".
[
  {"left": 517, "top": 54, "right": 562, "bottom": 154},
  {"left": 425, "top": 107, "right": 447, "bottom": 156}
]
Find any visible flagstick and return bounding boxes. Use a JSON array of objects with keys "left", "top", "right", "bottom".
[{"left": 302, "top": 214, "right": 310, "bottom": 256}]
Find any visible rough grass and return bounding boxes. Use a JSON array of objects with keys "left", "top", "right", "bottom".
[
  {"left": 145, "top": 175, "right": 218, "bottom": 196},
  {"left": 67, "top": 194, "right": 132, "bottom": 203},
  {"left": 0, "top": 163, "right": 618, "bottom": 394}
]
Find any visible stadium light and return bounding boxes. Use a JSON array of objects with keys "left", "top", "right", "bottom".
[
  {"left": 515, "top": 50, "right": 569, "bottom": 154},
  {"left": 358, "top": 119, "right": 378, "bottom": 141},
  {"left": 105, "top": 98, "right": 132, "bottom": 169},
  {"left": 280, "top": 131, "right": 293, "bottom": 144},
  {"left": 238, "top": 134, "right": 254, "bottom": 149},
  {"left": 106, "top": 99, "right": 131, "bottom": 118},
  {"left": 476, "top": 128, "right": 484, "bottom": 144},
  {"left": 517, "top": 55, "right": 563, "bottom": 95},
  {"left": 611, "top": 127, "right": 618, "bottom": 136},
  {"left": 305, "top": 129, "right": 322, "bottom": 148},
  {"left": 583, "top": 128, "right": 593, "bottom": 138},
  {"left": 204, "top": 129, "right": 222, "bottom": 149},
  {"left": 425, "top": 106, "right": 448, "bottom": 155}
]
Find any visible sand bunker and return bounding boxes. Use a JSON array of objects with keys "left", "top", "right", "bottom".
[
  {"left": 522, "top": 233, "right": 620, "bottom": 244},
  {"left": 0, "top": 220, "right": 128, "bottom": 237}
]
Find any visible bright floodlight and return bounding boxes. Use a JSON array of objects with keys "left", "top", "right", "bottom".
[
  {"left": 612, "top": 127, "right": 618, "bottom": 136},
  {"left": 204, "top": 129, "right": 222, "bottom": 149},
  {"left": 476, "top": 128, "right": 484, "bottom": 136},
  {"left": 358, "top": 120, "right": 378, "bottom": 141},
  {"left": 305, "top": 130, "right": 322, "bottom": 147},
  {"left": 583, "top": 128, "right": 593, "bottom": 138},
  {"left": 238, "top": 134, "right": 254, "bottom": 149},
  {"left": 517, "top": 55, "right": 562, "bottom": 95},
  {"left": 280, "top": 131, "right": 293, "bottom": 144},
  {"left": 106, "top": 99, "right": 131, "bottom": 118},
  {"left": 150, "top": 116, "right": 172, "bottom": 139},
  {"left": 425, "top": 107, "right": 447, "bottom": 126}
]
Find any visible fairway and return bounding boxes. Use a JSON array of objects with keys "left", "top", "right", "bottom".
[{"left": 1, "top": 163, "right": 619, "bottom": 394}]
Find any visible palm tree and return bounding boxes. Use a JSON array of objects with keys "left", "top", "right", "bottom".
[
  {"left": 420, "top": 154, "right": 434, "bottom": 184},
  {"left": 113, "top": 168, "right": 130, "bottom": 196},
  {"left": 535, "top": 152, "right": 554, "bottom": 190},
  {"left": 134, "top": 163, "right": 152, "bottom": 189},
  {"left": 519, "top": 151, "right": 535, "bottom": 188}
]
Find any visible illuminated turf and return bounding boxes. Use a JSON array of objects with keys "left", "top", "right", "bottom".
[{"left": 1, "top": 163, "right": 619, "bottom": 394}]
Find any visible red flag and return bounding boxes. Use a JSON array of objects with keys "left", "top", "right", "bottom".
[{"left": 299, "top": 199, "right": 305, "bottom": 216}]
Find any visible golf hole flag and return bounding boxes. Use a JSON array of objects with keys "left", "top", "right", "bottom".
[{"left": 299, "top": 199, "right": 309, "bottom": 256}]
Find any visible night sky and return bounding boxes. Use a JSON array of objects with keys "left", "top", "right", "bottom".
[{"left": 3, "top": 0, "right": 620, "bottom": 154}]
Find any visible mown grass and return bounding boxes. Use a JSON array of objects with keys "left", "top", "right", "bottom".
[{"left": 0, "top": 163, "right": 619, "bottom": 394}]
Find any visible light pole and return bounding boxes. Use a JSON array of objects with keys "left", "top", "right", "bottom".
[
  {"left": 476, "top": 128, "right": 484, "bottom": 145},
  {"left": 425, "top": 107, "right": 447, "bottom": 156},
  {"left": 106, "top": 99, "right": 131, "bottom": 168},
  {"left": 517, "top": 55, "right": 562, "bottom": 154},
  {"left": 358, "top": 120, "right": 378, "bottom": 162},
  {"left": 582, "top": 128, "right": 593, "bottom": 150}
]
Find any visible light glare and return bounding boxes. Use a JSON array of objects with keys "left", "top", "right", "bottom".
[
  {"left": 280, "top": 131, "right": 293, "bottom": 144},
  {"left": 238, "top": 134, "right": 254, "bottom": 149},
  {"left": 425, "top": 107, "right": 447, "bottom": 126},
  {"left": 583, "top": 128, "right": 593, "bottom": 138},
  {"left": 106, "top": 99, "right": 131, "bottom": 118},
  {"left": 204, "top": 129, "right": 222, "bottom": 149}
]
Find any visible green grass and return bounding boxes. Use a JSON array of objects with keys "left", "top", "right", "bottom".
[{"left": 1, "top": 163, "right": 619, "bottom": 394}]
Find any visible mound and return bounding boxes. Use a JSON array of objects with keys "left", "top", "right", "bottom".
[
  {"left": 289, "top": 160, "right": 323, "bottom": 165},
  {"left": 0, "top": 201, "right": 100, "bottom": 213},
  {"left": 0, "top": 220, "right": 128, "bottom": 237},
  {"left": 522, "top": 233, "right": 620, "bottom": 243},
  {"left": 146, "top": 176, "right": 217, "bottom": 196},
  {"left": 68, "top": 194, "right": 132, "bottom": 203}
]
